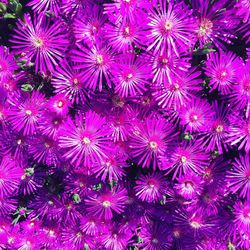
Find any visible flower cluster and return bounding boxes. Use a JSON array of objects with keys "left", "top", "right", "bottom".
[{"left": 0, "top": 0, "right": 249, "bottom": 249}]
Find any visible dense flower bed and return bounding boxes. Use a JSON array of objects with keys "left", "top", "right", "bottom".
[{"left": 0, "top": 0, "right": 249, "bottom": 249}]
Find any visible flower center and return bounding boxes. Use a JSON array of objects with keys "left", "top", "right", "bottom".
[
  {"left": 96, "top": 54, "right": 103, "bottom": 65},
  {"left": 161, "top": 57, "right": 168, "bottom": 65},
  {"left": 149, "top": 141, "right": 158, "bottom": 150},
  {"left": 173, "top": 230, "right": 180, "bottom": 238},
  {"left": 82, "top": 137, "right": 91, "bottom": 144},
  {"left": 181, "top": 156, "right": 187, "bottom": 163},
  {"left": 73, "top": 78, "right": 79, "bottom": 86},
  {"left": 190, "top": 220, "right": 201, "bottom": 228},
  {"left": 198, "top": 18, "right": 213, "bottom": 37},
  {"left": 102, "top": 200, "right": 111, "bottom": 207},
  {"left": 57, "top": 100, "right": 64, "bottom": 108},
  {"left": 25, "top": 109, "right": 32, "bottom": 116},
  {"left": 147, "top": 179, "right": 157, "bottom": 188},
  {"left": 152, "top": 238, "right": 159, "bottom": 244},
  {"left": 184, "top": 181, "right": 193, "bottom": 189},
  {"left": 164, "top": 20, "right": 173, "bottom": 31},
  {"left": 243, "top": 79, "right": 250, "bottom": 93},
  {"left": 123, "top": 26, "right": 130, "bottom": 36},
  {"left": 215, "top": 124, "right": 224, "bottom": 133},
  {"left": 190, "top": 114, "right": 198, "bottom": 122},
  {"left": 17, "top": 139, "right": 22, "bottom": 145},
  {"left": 34, "top": 38, "right": 44, "bottom": 48}
]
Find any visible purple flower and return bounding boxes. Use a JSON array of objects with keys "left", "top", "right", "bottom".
[
  {"left": 163, "top": 141, "right": 209, "bottom": 179},
  {"left": 151, "top": 50, "right": 190, "bottom": 85},
  {"left": 104, "top": 17, "right": 147, "bottom": 52},
  {"left": 235, "top": 0, "right": 250, "bottom": 23},
  {"left": 29, "top": 136, "right": 62, "bottom": 166},
  {"left": 199, "top": 102, "right": 232, "bottom": 153},
  {"left": 0, "top": 157, "right": 22, "bottom": 197},
  {"left": 73, "top": 5, "right": 106, "bottom": 46},
  {"left": 128, "top": 115, "right": 177, "bottom": 170},
  {"left": 59, "top": 111, "right": 111, "bottom": 168},
  {"left": 139, "top": 223, "right": 173, "bottom": 250},
  {"left": 230, "top": 61, "right": 250, "bottom": 112},
  {"left": 0, "top": 46, "right": 18, "bottom": 81},
  {"left": 174, "top": 173, "right": 204, "bottom": 200},
  {"left": 204, "top": 50, "right": 244, "bottom": 95},
  {"left": 227, "top": 116, "right": 250, "bottom": 152},
  {"left": 100, "top": 223, "right": 132, "bottom": 250},
  {"left": 192, "top": 0, "right": 239, "bottom": 49},
  {"left": 233, "top": 200, "right": 250, "bottom": 234},
  {"left": 113, "top": 53, "right": 151, "bottom": 97},
  {"left": 90, "top": 145, "right": 128, "bottom": 182},
  {"left": 153, "top": 69, "right": 201, "bottom": 109},
  {"left": 227, "top": 154, "right": 250, "bottom": 199},
  {"left": 71, "top": 43, "right": 115, "bottom": 91},
  {"left": 52, "top": 60, "right": 90, "bottom": 104},
  {"left": 135, "top": 172, "right": 167, "bottom": 203},
  {"left": 179, "top": 97, "right": 214, "bottom": 133},
  {"left": 7, "top": 91, "right": 46, "bottom": 135},
  {"left": 147, "top": 0, "right": 197, "bottom": 56},
  {"left": 85, "top": 186, "right": 127, "bottom": 220},
  {"left": 27, "top": 0, "right": 61, "bottom": 16},
  {"left": 11, "top": 14, "right": 69, "bottom": 73}
]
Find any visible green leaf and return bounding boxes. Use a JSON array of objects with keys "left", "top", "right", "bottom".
[
  {"left": 228, "top": 242, "right": 235, "bottom": 250},
  {"left": 15, "top": 3, "right": 22, "bottom": 15},
  {"left": 4, "top": 13, "right": 16, "bottom": 19},
  {"left": 72, "top": 193, "right": 81, "bottom": 204},
  {"left": 21, "top": 84, "right": 33, "bottom": 92},
  {"left": 0, "top": 3, "right": 7, "bottom": 13}
]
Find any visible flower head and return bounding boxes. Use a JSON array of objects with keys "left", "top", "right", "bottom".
[
  {"left": 11, "top": 14, "right": 69, "bottom": 73},
  {"left": 135, "top": 172, "right": 167, "bottom": 203},
  {"left": 85, "top": 186, "right": 127, "bottom": 220},
  {"left": 59, "top": 111, "right": 111, "bottom": 168}
]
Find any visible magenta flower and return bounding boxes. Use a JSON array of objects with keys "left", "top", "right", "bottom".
[
  {"left": 104, "top": 18, "right": 147, "bottom": 52},
  {"left": 85, "top": 187, "right": 127, "bottom": 220},
  {"left": 179, "top": 97, "right": 214, "bottom": 133},
  {"left": 192, "top": 0, "right": 239, "bottom": 49},
  {"left": 147, "top": 0, "right": 197, "bottom": 56},
  {"left": 100, "top": 224, "right": 132, "bottom": 250},
  {"left": 46, "top": 94, "right": 70, "bottom": 116},
  {"left": 230, "top": 61, "right": 250, "bottom": 112},
  {"left": 151, "top": 50, "right": 190, "bottom": 85},
  {"left": 233, "top": 201, "right": 250, "bottom": 233},
  {"left": 135, "top": 172, "right": 167, "bottom": 203},
  {"left": 0, "top": 46, "right": 18, "bottom": 81},
  {"left": 139, "top": 223, "right": 172, "bottom": 250},
  {"left": 163, "top": 141, "right": 209, "bottom": 180},
  {"left": 153, "top": 69, "right": 201, "bottom": 109},
  {"left": 80, "top": 214, "right": 101, "bottom": 236},
  {"left": 90, "top": 145, "right": 128, "bottom": 182},
  {"left": 29, "top": 136, "right": 62, "bottom": 166},
  {"left": 227, "top": 117, "right": 250, "bottom": 152},
  {"left": 71, "top": 43, "right": 115, "bottom": 91},
  {"left": 52, "top": 60, "right": 89, "bottom": 104},
  {"left": 235, "top": 0, "right": 250, "bottom": 23},
  {"left": 204, "top": 51, "right": 244, "bottom": 95},
  {"left": 128, "top": 115, "right": 177, "bottom": 169},
  {"left": 174, "top": 173, "right": 203, "bottom": 200},
  {"left": 11, "top": 14, "right": 69, "bottom": 73},
  {"left": 7, "top": 91, "right": 46, "bottom": 135},
  {"left": 227, "top": 154, "right": 250, "bottom": 199},
  {"left": 113, "top": 53, "right": 151, "bottom": 97},
  {"left": 199, "top": 102, "right": 232, "bottom": 153},
  {"left": 59, "top": 111, "right": 111, "bottom": 167},
  {"left": 0, "top": 157, "right": 22, "bottom": 197},
  {"left": 27, "top": 0, "right": 61, "bottom": 16},
  {"left": 73, "top": 6, "right": 106, "bottom": 46}
]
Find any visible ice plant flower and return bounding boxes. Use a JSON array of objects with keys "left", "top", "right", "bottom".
[
  {"left": 227, "top": 154, "right": 250, "bottom": 199},
  {"left": 134, "top": 172, "right": 167, "bottom": 203},
  {"left": 27, "top": 0, "right": 61, "bottom": 16},
  {"left": 7, "top": 91, "right": 46, "bottom": 136},
  {"left": 71, "top": 43, "right": 115, "bottom": 91},
  {"left": 147, "top": 0, "right": 197, "bottom": 56},
  {"left": 128, "top": 115, "right": 177, "bottom": 169},
  {"left": 59, "top": 111, "right": 111, "bottom": 167},
  {"left": 85, "top": 187, "right": 127, "bottom": 220},
  {"left": 204, "top": 50, "right": 244, "bottom": 94},
  {"left": 11, "top": 13, "right": 69, "bottom": 73}
]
